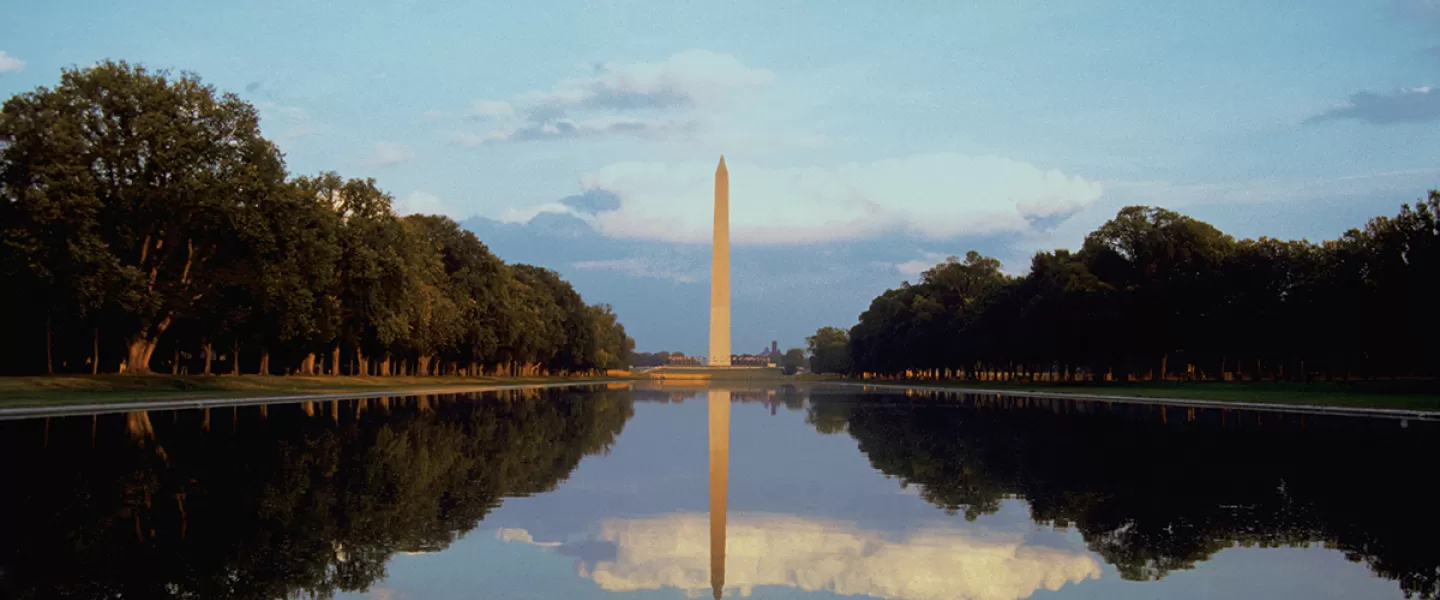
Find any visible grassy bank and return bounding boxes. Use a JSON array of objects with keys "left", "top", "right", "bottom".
[
  {"left": 10, "top": 374, "right": 1437, "bottom": 413},
  {"left": 0, "top": 374, "right": 632, "bottom": 408},
  {"left": 851, "top": 379, "right": 1440, "bottom": 412}
]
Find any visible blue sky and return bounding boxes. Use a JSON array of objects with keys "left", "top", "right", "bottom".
[{"left": 4, "top": 0, "right": 1440, "bottom": 354}]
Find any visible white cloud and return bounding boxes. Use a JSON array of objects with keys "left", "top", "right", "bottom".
[
  {"left": 495, "top": 528, "right": 560, "bottom": 547},
  {"left": 468, "top": 99, "right": 517, "bottom": 120},
  {"left": 394, "top": 190, "right": 468, "bottom": 219},
  {"left": 453, "top": 116, "right": 695, "bottom": 146},
  {"left": 456, "top": 50, "right": 773, "bottom": 144},
  {"left": 895, "top": 251, "right": 950, "bottom": 280},
  {"left": 994, "top": 166, "right": 1440, "bottom": 279},
  {"left": 256, "top": 100, "right": 331, "bottom": 143},
  {"left": 497, "top": 202, "right": 574, "bottom": 223},
  {"left": 895, "top": 261, "right": 931, "bottom": 279},
  {"left": 524, "top": 153, "right": 1102, "bottom": 244},
  {"left": 360, "top": 141, "right": 415, "bottom": 167},
  {"left": 502, "top": 513, "right": 1101, "bottom": 600},
  {"left": 1102, "top": 166, "right": 1440, "bottom": 208},
  {"left": 0, "top": 50, "right": 24, "bottom": 73},
  {"left": 520, "top": 49, "right": 774, "bottom": 111},
  {"left": 1307, "top": 86, "right": 1440, "bottom": 124},
  {"left": 571, "top": 258, "right": 701, "bottom": 283}
]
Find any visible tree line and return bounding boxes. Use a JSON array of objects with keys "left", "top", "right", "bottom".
[
  {"left": 0, "top": 61, "right": 634, "bottom": 376},
  {"left": 804, "top": 389, "right": 1440, "bottom": 599},
  {"left": 0, "top": 388, "right": 634, "bottom": 599},
  {"left": 632, "top": 351, "right": 691, "bottom": 367},
  {"left": 811, "top": 197, "right": 1440, "bottom": 382}
]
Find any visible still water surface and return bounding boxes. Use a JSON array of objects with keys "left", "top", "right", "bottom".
[{"left": 1, "top": 384, "right": 1436, "bottom": 600}]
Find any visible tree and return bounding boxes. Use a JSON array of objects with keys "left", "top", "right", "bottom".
[
  {"left": 397, "top": 215, "right": 466, "bottom": 375},
  {"left": 0, "top": 60, "right": 635, "bottom": 377},
  {"left": 806, "top": 326, "right": 851, "bottom": 374},
  {"left": 632, "top": 351, "right": 673, "bottom": 367},
  {"left": 244, "top": 179, "right": 344, "bottom": 375},
  {"left": 841, "top": 199, "right": 1440, "bottom": 383},
  {"left": 320, "top": 175, "right": 414, "bottom": 375},
  {"left": 778, "top": 348, "right": 807, "bottom": 375},
  {"left": 1080, "top": 206, "right": 1234, "bottom": 379},
  {"left": 506, "top": 265, "right": 572, "bottom": 371},
  {"left": 589, "top": 304, "right": 635, "bottom": 370},
  {"left": 399, "top": 215, "right": 511, "bottom": 374},
  {"left": 0, "top": 61, "right": 289, "bottom": 373}
]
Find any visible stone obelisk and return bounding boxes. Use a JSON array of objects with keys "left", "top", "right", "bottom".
[
  {"left": 708, "top": 389, "right": 730, "bottom": 599},
  {"left": 709, "top": 156, "right": 731, "bottom": 367}
]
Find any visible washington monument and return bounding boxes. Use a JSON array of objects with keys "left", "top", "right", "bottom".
[{"left": 709, "top": 156, "right": 731, "bottom": 367}]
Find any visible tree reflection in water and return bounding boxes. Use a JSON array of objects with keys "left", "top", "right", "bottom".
[
  {"left": 806, "top": 389, "right": 1440, "bottom": 599},
  {"left": 0, "top": 388, "right": 633, "bottom": 600}
]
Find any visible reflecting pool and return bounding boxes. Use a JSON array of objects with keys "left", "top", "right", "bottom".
[{"left": 0, "top": 383, "right": 1435, "bottom": 599}]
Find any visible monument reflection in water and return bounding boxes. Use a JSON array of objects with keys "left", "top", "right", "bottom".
[
  {"left": 0, "top": 384, "right": 1437, "bottom": 600},
  {"left": 709, "top": 389, "right": 729, "bottom": 600}
]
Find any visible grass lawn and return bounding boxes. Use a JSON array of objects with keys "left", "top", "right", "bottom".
[
  {"left": 8, "top": 373, "right": 1437, "bottom": 413},
  {"left": 858, "top": 379, "right": 1440, "bottom": 412},
  {"left": 0, "top": 374, "right": 631, "bottom": 409}
]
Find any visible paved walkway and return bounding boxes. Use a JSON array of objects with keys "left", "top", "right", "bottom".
[
  {"left": 826, "top": 381, "right": 1440, "bottom": 421},
  {"left": 6, "top": 379, "right": 1434, "bottom": 422},
  {"left": 0, "top": 380, "right": 624, "bottom": 420}
]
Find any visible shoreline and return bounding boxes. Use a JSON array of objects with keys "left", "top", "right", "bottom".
[
  {"left": 5, "top": 374, "right": 1438, "bottom": 421},
  {"left": 0, "top": 374, "right": 634, "bottom": 412},
  {"left": 0, "top": 380, "right": 629, "bottom": 420},
  {"left": 828, "top": 381, "right": 1440, "bottom": 421}
]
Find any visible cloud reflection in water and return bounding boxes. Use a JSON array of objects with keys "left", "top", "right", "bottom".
[{"left": 500, "top": 512, "right": 1101, "bottom": 600}]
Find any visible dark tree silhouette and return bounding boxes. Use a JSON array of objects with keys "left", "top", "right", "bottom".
[{"left": 0, "top": 61, "right": 633, "bottom": 376}]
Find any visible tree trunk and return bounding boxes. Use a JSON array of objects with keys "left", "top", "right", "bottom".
[
  {"left": 1159, "top": 354, "right": 1168, "bottom": 382},
  {"left": 45, "top": 312, "right": 54, "bottom": 375},
  {"left": 125, "top": 336, "right": 158, "bottom": 375},
  {"left": 203, "top": 343, "right": 212, "bottom": 375},
  {"left": 418, "top": 354, "right": 433, "bottom": 376},
  {"left": 172, "top": 348, "right": 180, "bottom": 375},
  {"left": 301, "top": 353, "right": 316, "bottom": 376},
  {"left": 381, "top": 354, "right": 391, "bottom": 377},
  {"left": 355, "top": 345, "right": 365, "bottom": 376},
  {"left": 259, "top": 351, "right": 270, "bottom": 376},
  {"left": 331, "top": 346, "right": 340, "bottom": 377},
  {"left": 92, "top": 328, "right": 100, "bottom": 375}
]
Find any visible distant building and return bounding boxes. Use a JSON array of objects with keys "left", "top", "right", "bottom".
[
  {"left": 666, "top": 355, "right": 703, "bottom": 366},
  {"left": 731, "top": 354, "right": 772, "bottom": 367}
]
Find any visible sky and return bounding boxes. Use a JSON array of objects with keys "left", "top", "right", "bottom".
[{"left": 4, "top": 0, "right": 1440, "bottom": 354}]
